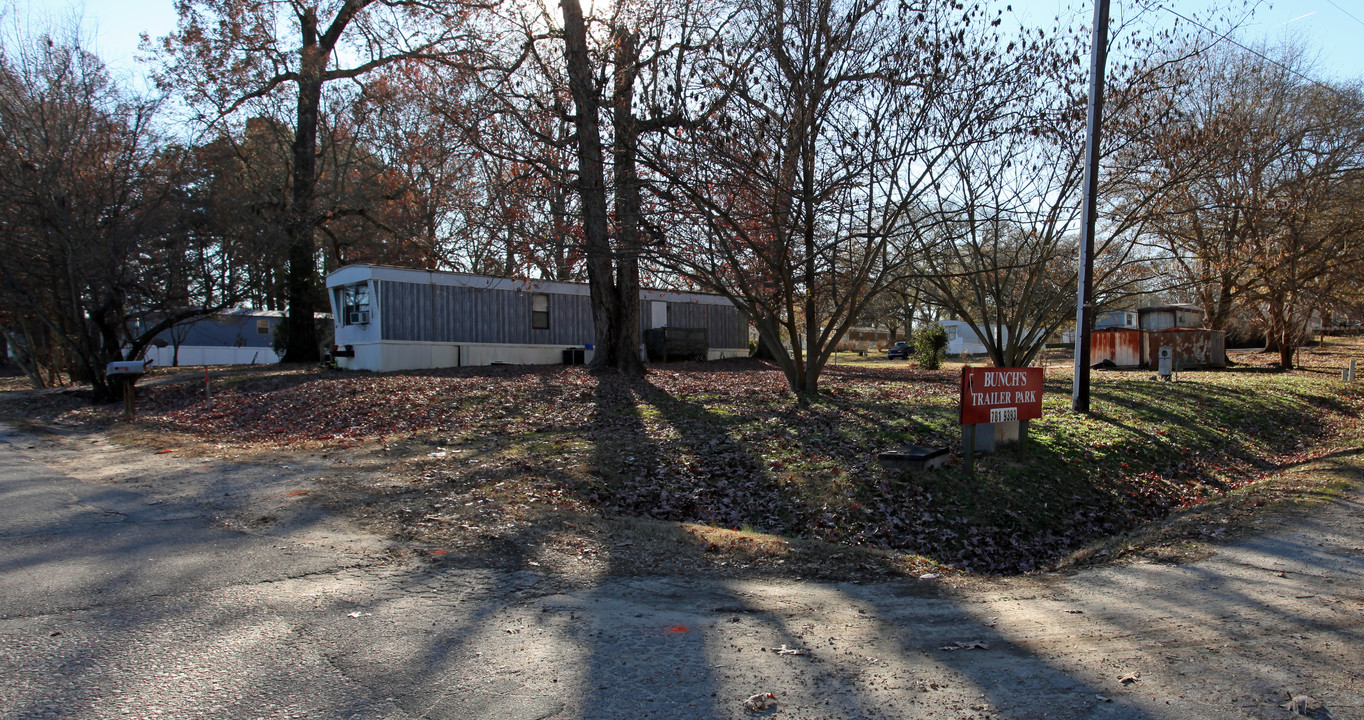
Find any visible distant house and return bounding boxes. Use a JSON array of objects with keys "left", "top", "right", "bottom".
[
  {"left": 938, "top": 320, "right": 1046, "bottom": 358},
  {"left": 326, "top": 265, "right": 749, "bottom": 372},
  {"left": 836, "top": 326, "right": 891, "bottom": 352},
  {"left": 1138, "top": 304, "right": 1205, "bottom": 332},
  {"left": 137, "top": 309, "right": 283, "bottom": 367},
  {"left": 1095, "top": 310, "right": 1139, "bottom": 330},
  {"left": 939, "top": 320, "right": 989, "bottom": 355}
]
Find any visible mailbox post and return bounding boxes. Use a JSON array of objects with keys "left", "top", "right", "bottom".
[{"left": 106, "top": 361, "right": 146, "bottom": 418}]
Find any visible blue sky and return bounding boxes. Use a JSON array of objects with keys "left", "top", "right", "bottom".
[{"left": 18, "top": 0, "right": 1364, "bottom": 84}]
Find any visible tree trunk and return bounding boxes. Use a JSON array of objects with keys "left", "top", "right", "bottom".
[
  {"left": 1278, "top": 340, "right": 1295, "bottom": 369},
  {"left": 282, "top": 9, "right": 324, "bottom": 363},
  {"left": 12, "top": 318, "right": 47, "bottom": 389},
  {"left": 610, "top": 26, "right": 645, "bottom": 376},
  {"left": 562, "top": 0, "right": 624, "bottom": 372}
]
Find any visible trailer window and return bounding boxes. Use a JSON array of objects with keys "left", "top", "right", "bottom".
[
  {"left": 256, "top": 319, "right": 270, "bottom": 335},
  {"left": 342, "top": 283, "right": 371, "bottom": 325},
  {"left": 531, "top": 293, "right": 550, "bottom": 330}
]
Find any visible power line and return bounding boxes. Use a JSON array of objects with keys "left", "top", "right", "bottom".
[
  {"left": 1323, "top": 0, "right": 1364, "bottom": 29},
  {"left": 1141, "top": 2, "right": 1351, "bottom": 100}
]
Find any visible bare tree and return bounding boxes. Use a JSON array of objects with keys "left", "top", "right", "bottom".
[
  {"left": 1140, "top": 42, "right": 1364, "bottom": 367},
  {"left": 469, "top": 0, "right": 739, "bottom": 375},
  {"left": 154, "top": 0, "right": 487, "bottom": 362},
  {"left": 0, "top": 21, "right": 249, "bottom": 399},
  {"left": 648, "top": 0, "right": 1034, "bottom": 394},
  {"left": 912, "top": 9, "right": 1221, "bottom": 369}
]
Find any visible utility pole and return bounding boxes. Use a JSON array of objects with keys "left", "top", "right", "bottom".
[{"left": 1071, "top": 0, "right": 1110, "bottom": 413}]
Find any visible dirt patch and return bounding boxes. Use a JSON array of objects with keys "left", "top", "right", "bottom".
[{"left": 308, "top": 456, "right": 946, "bottom": 586}]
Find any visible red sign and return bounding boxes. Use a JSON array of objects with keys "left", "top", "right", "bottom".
[{"left": 960, "top": 367, "right": 1044, "bottom": 425}]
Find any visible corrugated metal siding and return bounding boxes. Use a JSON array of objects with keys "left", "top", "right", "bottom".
[
  {"left": 716, "top": 305, "right": 748, "bottom": 347},
  {"left": 639, "top": 298, "right": 746, "bottom": 348},
  {"left": 1146, "top": 329, "right": 1227, "bottom": 368},
  {"left": 1091, "top": 329, "right": 1142, "bottom": 367},
  {"left": 670, "top": 302, "right": 747, "bottom": 348},
  {"left": 1141, "top": 310, "right": 1175, "bottom": 332},
  {"left": 154, "top": 316, "right": 277, "bottom": 349},
  {"left": 1140, "top": 307, "right": 1204, "bottom": 331},
  {"left": 379, "top": 280, "right": 596, "bottom": 345},
  {"left": 1176, "top": 309, "right": 1204, "bottom": 328}
]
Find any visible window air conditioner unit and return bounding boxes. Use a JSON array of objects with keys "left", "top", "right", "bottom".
[{"left": 348, "top": 310, "right": 370, "bottom": 325}]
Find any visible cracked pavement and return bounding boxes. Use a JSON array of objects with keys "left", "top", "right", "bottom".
[{"left": 1, "top": 423, "right": 1362, "bottom": 719}]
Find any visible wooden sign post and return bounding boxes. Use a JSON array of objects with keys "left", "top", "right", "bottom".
[{"left": 960, "top": 367, "right": 1044, "bottom": 473}]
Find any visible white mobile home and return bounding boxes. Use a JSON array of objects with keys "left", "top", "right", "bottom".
[
  {"left": 939, "top": 320, "right": 1047, "bottom": 358},
  {"left": 939, "top": 321, "right": 989, "bottom": 356},
  {"left": 134, "top": 308, "right": 284, "bottom": 367},
  {"left": 326, "top": 265, "right": 749, "bottom": 372}
]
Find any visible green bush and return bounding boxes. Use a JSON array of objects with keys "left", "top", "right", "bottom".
[{"left": 913, "top": 322, "right": 948, "bottom": 369}]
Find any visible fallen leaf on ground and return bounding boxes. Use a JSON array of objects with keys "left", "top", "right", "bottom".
[
  {"left": 743, "top": 693, "right": 776, "bottom": 712},
  {"left": 940, "top": 640, "right": 989, "bottom": 651},
  {"left": 1284, "top": 696, "right": 1317, "bottom": 715},
  {"left": 1119, "top": 673, "right": 1140, "bottom": 684}
]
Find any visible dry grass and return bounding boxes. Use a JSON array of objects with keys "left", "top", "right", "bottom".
[{"left": 2, "top": 338, "right": 1362, "bottom": 579}]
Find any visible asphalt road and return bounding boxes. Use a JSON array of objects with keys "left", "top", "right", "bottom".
[{"left": 1, "top": 423, "right": 1361, "bottom": 720}]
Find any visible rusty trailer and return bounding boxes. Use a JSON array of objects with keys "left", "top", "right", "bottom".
[{"left": 1145, "top": 328, "right": 1227, "bottom": 369}]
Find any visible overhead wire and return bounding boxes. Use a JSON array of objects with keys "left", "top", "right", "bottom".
[
  {"left": 1136, "top": 1, "right": 1353, "bottom": 101},
  {"left": 1322, "top": 0, "right": 1364, "bottom": 29}
]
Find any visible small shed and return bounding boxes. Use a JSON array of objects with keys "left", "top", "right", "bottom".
[
  {"left": 327, "top": 265, "right": 749, "bottom": 372},
  {"left": 1146, "top": 328, "right": 1227, "bottom": 369}
]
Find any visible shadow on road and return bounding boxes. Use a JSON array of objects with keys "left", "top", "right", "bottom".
[{"left": 2, "top": 419, "right": 1361, "bottom": 719}]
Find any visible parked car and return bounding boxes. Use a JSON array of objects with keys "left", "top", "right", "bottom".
[{"left": 886, "top": 341, "right": 910, "bottom": 360}]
